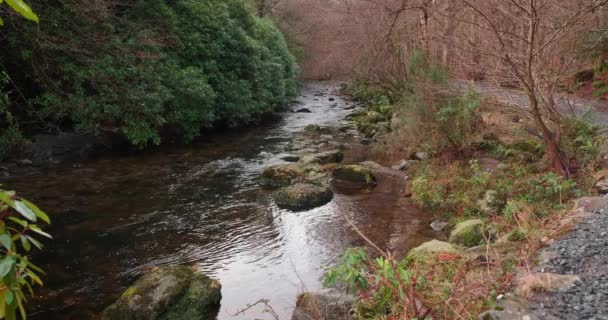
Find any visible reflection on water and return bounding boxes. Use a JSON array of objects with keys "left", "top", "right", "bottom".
[{"left": 2, "top": 83, "right": 436, "bottom": 320}]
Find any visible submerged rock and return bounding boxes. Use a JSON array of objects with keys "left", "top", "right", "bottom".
[
  {"left": 448, "top": 219, "right": 488, "bottom": 247},
  {"left": 102, "top": 265, "right": 221, "bottom": 320},
  {"left": 292, "top": 290, "right": 356, "bottom": 320},
  {"left": 273, "top": 183, "right": 333, "bottom": 210},
  {"left": 332, "top": 165, "right": 377, "bottom": 188},
  {"left": 281, "top": 154, "right": 300, "bottom": 162}
]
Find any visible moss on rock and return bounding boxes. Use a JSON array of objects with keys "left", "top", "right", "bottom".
[
  {"left": 407, "top": 240, "right": 459, "bottom": 259},
  {"left": 273, "top": 183, "right": 333, "bottom": 210},
  {"left": 448, "top": 219, "right": 488, "bottom": 247},
  {"left": 102, "top": 265, "right": 221, "bottom": 320},
  {"left": 332, "top": 165, "right": 377, "bottom": 188}
]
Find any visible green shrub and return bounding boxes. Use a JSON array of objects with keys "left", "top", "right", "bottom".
[
  {"left": 0, "top": 189, "right": 51, "bottom": 319},
  {"left": 1, "top": 0, "right": 298, "bottom": 147}
]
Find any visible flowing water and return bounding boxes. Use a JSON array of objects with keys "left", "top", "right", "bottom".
[{"left": 2, "top": 83, "right": 437, "bottom": 320}]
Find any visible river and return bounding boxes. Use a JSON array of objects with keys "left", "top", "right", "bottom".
[{"left": 2, "top": 83, "right": 436, "bottom": 320}]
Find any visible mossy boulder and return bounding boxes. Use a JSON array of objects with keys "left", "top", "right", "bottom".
[
  {"left": 260, "top": 164, "right": 305, "bottom": 188},
  {"left": 300, "top": 150, "right": 344, "bottom": 165},
  {"left": 273, "top": 183, "right": 333, "bottom": 210},
  {"left": 332, "top": 165, "right": 377, "bottom": 188},
  {"left": 102, "top": 265, "right": 221, "bottom": 320},
  {"left": 448, "top": 219, "right": 489, "bottom": 247},
  {"left": 407, "top": 240, "right": 459, "bottom": 259}
]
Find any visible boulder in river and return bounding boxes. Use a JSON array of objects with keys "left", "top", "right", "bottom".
[
  {"left": 332, "top": 165, "right": 377, "bottom": 188},
  {"left": 296, "top": 108, "right": 312, "bottom": 113},
  {"left": 273, "top": 183, "right": 333, "bottom": 210},
  {"left": 260, "top": 164, "right": 305, "bottom": 188},
  {"left": 292, "top": 290, "right": 356, "bottom": 320},
  {"left": 260, "top": 163, "right": 330, "bottom": 188},
  {"left": 449, "top": 219, "right": 490, "bottom": 247},
  {"left": 102, "top": 265, "right": 221, "bottom": 320},
  {"left": 300, "top": 150, "right": 344, "bottom": 165}
]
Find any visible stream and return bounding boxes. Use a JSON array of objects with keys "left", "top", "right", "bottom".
[{"left": 2, "top": 83, "right": 436, "bottom": 320}]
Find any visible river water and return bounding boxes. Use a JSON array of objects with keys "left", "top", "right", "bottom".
[{"left": 2, "top": 83, "right": 436, "bottom": 319}]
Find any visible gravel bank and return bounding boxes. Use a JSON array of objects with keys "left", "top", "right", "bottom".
[{"left": 530, "top": 208, "right": 608, "bottom": 320}]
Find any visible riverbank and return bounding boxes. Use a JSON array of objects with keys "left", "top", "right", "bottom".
[{"left": 310, "top": 80, "right": 608, "bottom": 319}]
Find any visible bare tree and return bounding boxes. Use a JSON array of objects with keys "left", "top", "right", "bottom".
[{"left": 451, "top": 0, "right": 608, "bottom": 177}]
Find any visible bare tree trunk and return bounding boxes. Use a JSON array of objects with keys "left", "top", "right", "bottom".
[{"left": 419, "top": 3, "right": 430, "bottom": 54}]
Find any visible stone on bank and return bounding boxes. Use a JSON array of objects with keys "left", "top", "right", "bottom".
[
  {"left": 292, "top": 290, "right": 356, "bottom": 320},
  {"left": 449, "top": 219, "right": 489, "bottom": 247},
  {"left": 102, "top": 265, "right": 221, "bottom": 320}
]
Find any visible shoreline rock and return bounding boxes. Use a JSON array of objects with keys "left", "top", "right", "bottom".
[{"left": 102, "top": 265, "right": 221, "bottom": 320}]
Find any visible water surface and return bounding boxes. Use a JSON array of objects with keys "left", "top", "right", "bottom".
[{"left": 3, "top": 83, "right": 436, "bottom": 320}]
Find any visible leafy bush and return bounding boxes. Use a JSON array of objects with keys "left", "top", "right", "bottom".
[
  {"left": 0, "top": 189, "right": 51, "bottom": 319},
  {"left": 1, "top": 0, "right": 298, "bottom": 147}
]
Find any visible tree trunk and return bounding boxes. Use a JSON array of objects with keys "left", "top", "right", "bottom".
[{"left": 528, "top": 94, "right": 570, "bottom": 177}]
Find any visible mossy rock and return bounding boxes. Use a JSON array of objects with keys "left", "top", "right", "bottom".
[
  {"left": 260, "top": 164, "right": 305, "bottom": 188},
  {"left": 448, "top": 219, "right": 490, "bottom": 247},
  {"left": 332, "top": 165, "right": 377, "bottom": 188},
  {"left": 407, "top": 240, "right": 459, "bottom": 259},
  {"left": 102, "top": 265, "right": 221, "bottom": 320},
  {"left": 300, "top": 150, "right": 344, "bottom": 165},
  {"left": 273, "top": 183, "right": 333, "bottom": 210}
]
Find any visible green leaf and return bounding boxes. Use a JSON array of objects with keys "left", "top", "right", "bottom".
[
  {"left": 29, "top": 225, "right": 51, "bottom": 239},
  {"left": 0, "top": 234, "right": 11, "bottom": 250},
  {"left": 20, "top": 236, "right": 30, "bottom": 251},
  {"left": 5, "top": 291, "right": 13, "bottom": 305},
  {"left": 25, "top": 235, "right": 42, "bottom": 250},
  {"left": 5, "top": 0, "right": 39, "bottom": 23},
  {"left": 8, "top": 217, "right": 26, "bottom": 228},
  {"left": 0, "top": 257, "right": 15, "bottom": 278},
  {"left": 14, "top": 201, "right": 36, "bottom": 222},
  {"left": 0, "top": 191, "right": 14, "bottom": 207},
  {"left": 21, "top": 199, "right": 49, "bottom": 224},
  {"left": 0, "top": 17, "right": 4, "bottom": 27}
]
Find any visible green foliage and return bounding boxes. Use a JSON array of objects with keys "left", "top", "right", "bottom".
[
  {"left": 435, "top": 90, "right": 482, "bottom": 153},
  {"left": 1, "top": 0, "right": 298, "bottom": 147},
  {"left": 0, "top": 188, "right": 50, "bottom": 319},
  {"left": 323, "top": 248, "right": 421, "bottom": 319},
  {"left": 410, "top": 159, "right": 579, "bottom": 217},
  {"left": 561, "top": 115, "right": 605, "bottom": 164}
]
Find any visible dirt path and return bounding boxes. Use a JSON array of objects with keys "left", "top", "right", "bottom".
[{"left": 454, "top": 80, "right": 608, "bottom": 125}]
